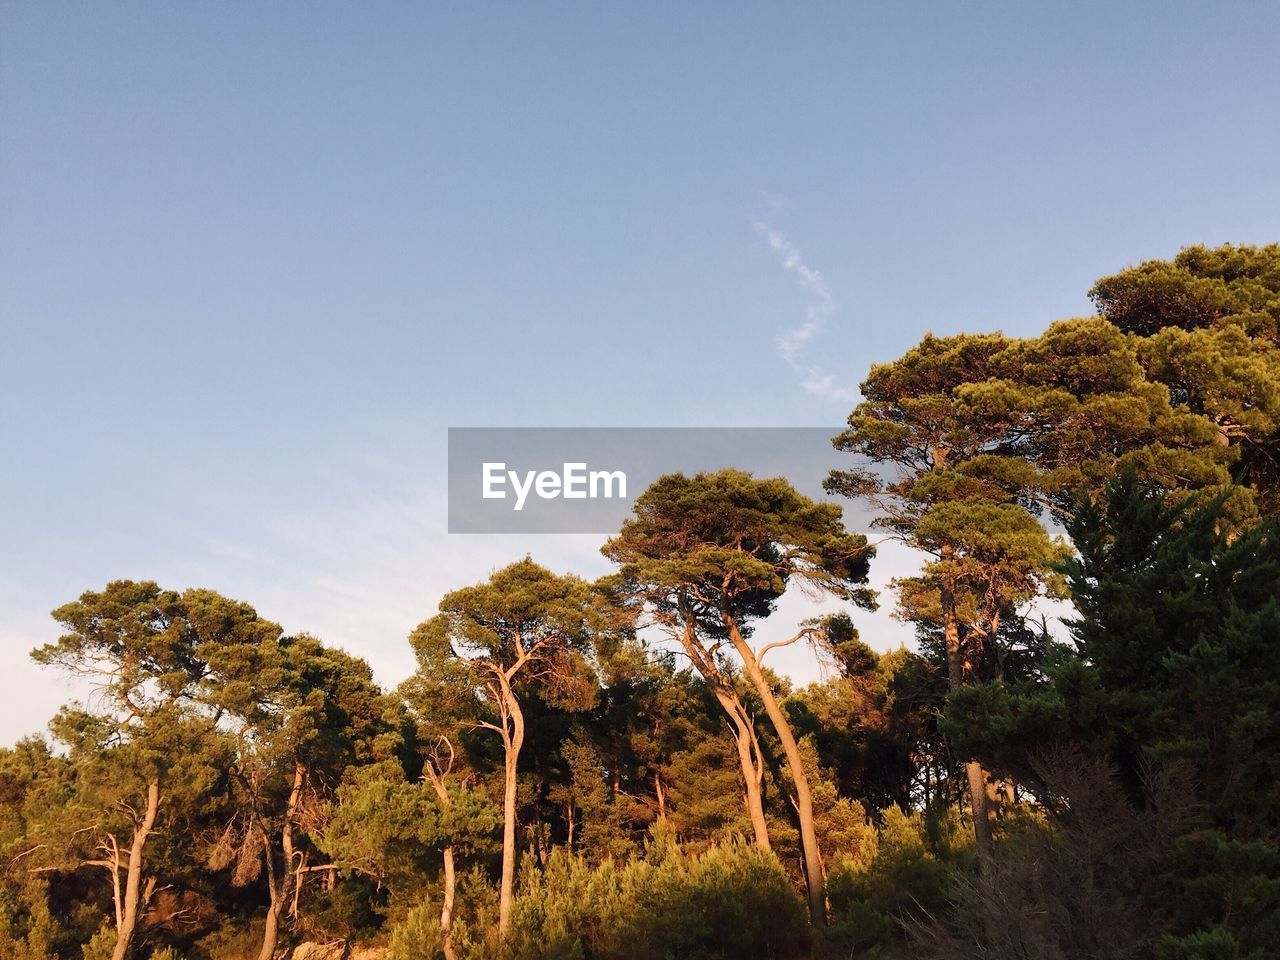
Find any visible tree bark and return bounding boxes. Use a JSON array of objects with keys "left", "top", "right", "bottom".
[
  {"left": 110, "top": 778, "right": 159, "bottom": 960},
  {"left": 722, "top": 613, "right": 825, "bottom": 928},
  {"left": 257, "top": 762, "right": 305, "bottom": 960},
  {"left": 424, "top": 754, "right": 459, "bottom": 960},
  {"left": 711, "top": 686, "right": 771, "bottom": 850},
  {"left": 939, "top": 572, "right": 993, "bottom": 863},
  {"left": 257, "top": 874, "right": 281, "bottom": 960},
  {"left": 497, "top": 677, "right": 524, "bottom": 939},
  {"left": 674, "top": 606, "right": 772, "bottom": 851},
  {"left": 439, "top": 845, "right": 458, "bottom": 960}
]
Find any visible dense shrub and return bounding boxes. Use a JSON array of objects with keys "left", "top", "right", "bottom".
[
  {"left": 821, "top": 805, "right": 956, "bottom": 957},
  {"left": 79, "top": 924, "right": 115, "bottom": 960},
  {"left": 505, "top": 841, "right": 807, "bottom": 960},
  {"left": 388, "top": 841, "right": 808, "bottom": 960}
]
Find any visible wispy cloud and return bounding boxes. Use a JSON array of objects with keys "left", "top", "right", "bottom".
[{"left": 754, "top": 222, "right": 855, "bottom": 403}]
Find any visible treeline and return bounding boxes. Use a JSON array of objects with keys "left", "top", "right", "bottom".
[{"left": 2, "top": 244, "right": 1278, "bottom": 960}]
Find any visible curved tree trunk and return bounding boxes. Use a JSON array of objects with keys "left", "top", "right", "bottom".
[
  {"left": 674, "top": 606, "right": 771, "bottom": 850},
  {"left": 497, "top": 681, "right": 525, "bottom": 939},
  {"left": 711, "top": 686, "right": 771, "bottom": 850},
  {"left": 110, "top": 778, "right": 159, "bottom": 960},
  {"left": 257, "top": 762, "right": 306, "bottom": 960},
  {"left": 722, "top": 614, "right": 826, "bottom": 928}
]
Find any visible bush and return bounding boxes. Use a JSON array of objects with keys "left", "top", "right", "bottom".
[
  {"left": 187, "top": 919, "right": 262, "bottom": 960},
  {"left": 387, "top": 900, "right": 445, "bottom": 960},
  {"left": 80, "top": 924, "right": 115, "bottom": 960},
  {"left": 386, "top": 867, "right": 497, "bottom": 960},
  {"left": 821, "top": 805, "right": 957, "bottom": 958},
  {"left": 390, "top": 842, "right": 808, "bottom": 960},
  {"left": 906, "top": 753, "right": 1206, "bottom": 960}
]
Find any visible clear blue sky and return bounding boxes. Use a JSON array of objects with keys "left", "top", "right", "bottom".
[{"left": 2, "top": 2, "right": 1278, "bottom": 742}]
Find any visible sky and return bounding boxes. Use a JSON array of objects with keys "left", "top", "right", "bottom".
[{"left": 2, "top": 1, "right": 1278, "bottom": 744}]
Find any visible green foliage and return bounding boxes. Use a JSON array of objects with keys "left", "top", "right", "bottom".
[
  {"left": 186, "top": 920, "right": 262, "bottom": 960},
  {"left": 80, "top": 924, "right": 115, "bottom": 960},
  {"left": 320, "top": 761, "right": 499, "bottom": 905},
  {"left": 941, "top": 477, "right": 1280, "bottom": 957},
  {"left": 604, "top": 469, "right": 875, "bottom": 629},
  {"left": 499, "top": 842, "right": 807, "bottom": 960},
  {"left": 1158, "top": 832, "right": 1280, "bottom": 960},
  {"left": 410, "top": 557, "right": 603, "bottom": 714},
  {"left": 825, "top": 317, "right": 1220, "bottom": 650},
  {"left": 1156, "top": 928, "right": 1253, "bottom": 960},
  {"left": 388, "top": 899, "right": 447, "bottom": 960},
  {"left": 0, "top": 876, "right": 61, "bottom": 960},
  {"left": 297, "top": 875, "right": 383, "bottom": 942},
  {"left": 1091, "top": 243, "right": 1280, "bottom": 512},
  {"left": 1063, "top": 475, "right": 1280, "bottom": 835},
  {"left": 550, "top": 733, "right": 637, "bottom": 864},
  {"left": 822, "top": 805, "right": 958, "bottom": 957}
]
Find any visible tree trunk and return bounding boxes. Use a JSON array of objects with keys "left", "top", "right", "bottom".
[
  {"left": 722, "top": 614, "right": 825, "bottom": 928},
  {"left": 257, "top": 762, "right": 305, "bottom": 960},
  {"left": 439, "top": 845, "right": 458, "bottom": 960},
  {"left": 257, "top": 884, "right": 281, "bottom": 960},
  {"left": 110, "top": 778, "right": 159, "bottom": 960},
  {"left": 940, "top": 574, "right": 993, "bottom": 863},
  {"left": 424, "top": 755, "right": 459, "bottom": 960},
  {"left": 711, "top": 686, "right": 772, "bottom": 850},
  {"left": 675, "top": 608, "right": 771, "bottom": 851},
  {"left": 497, "top": 683, "right": 524, "bottom": 939}
]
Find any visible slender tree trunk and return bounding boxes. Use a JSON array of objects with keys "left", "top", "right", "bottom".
[
  {"left": 439, "top": 845, "right": 458, "bottom": 960},
  {"left": 290, "top": 851, "right": 306, "bottom": 920},
  {"left": 497, "top": 682, "right": 525, "bottom": 939},
  {"left": 110, "top": 778, "right": 159, "bottom": 960},
  {"left": 722, "top": 614, "right": 825, "bottom": 928},
  {"left": 939, "top": 573, "right": 993, "bottom": 863},
  {"left": 257, "top": 762, "right": 305, "bottom": 960},
  {"left": 424, "top": 754, "right": 459, "bottom": 960},
  {"left": 711, "top": 687, "right": 772, "bottom": 850},
  {"left": 257, "top": 877, "right": 281, "bottom": 960},
  {"left": 256, "top": 823, "right": 283, "bottom": 960},
  {"left": 675, "top": 608, "right": 771, "bottom": 850}
]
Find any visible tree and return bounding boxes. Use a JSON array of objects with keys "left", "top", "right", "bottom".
[
  {"left": 29, "top": 581, "right": 221, "bottom": 960},
  {"left": 1062, "top": 477, "right": 1280, "bottom": 841},
  {"left": 1091, "top": 243, "right": 1280, "bottom": 513},
  {"left": 942, "top": 476, "right": 1280, "bottom": 956},
  {"left": 598, "top": 560, "right": 774, "bottom": 854},
  {"left": 826, "top": 320, "right": 1225, "bottom": 859},
  {"left": 319, "top": 750, "right": 500, "bottom": 960},
  {"left": 400, "top": 632, "right": 508, "bottom": 959},
  {"left": 789, "top": 618, "right": 948, "bottom": 814},
  {"left": 603, "top": 469, "right": 874, "bottom": 927},
  {"left": 408, "top": 558, "right": 601, "bottom": 938},
  {"left": 202, "top": 614, "right": 395, "bottom": 960}
]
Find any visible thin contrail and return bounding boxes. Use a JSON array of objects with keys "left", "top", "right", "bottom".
[{"left": 754, "top": 221, "right": 854, "bottom": 402}]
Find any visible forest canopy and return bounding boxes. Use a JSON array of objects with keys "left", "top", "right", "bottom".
[{"left": 3, "top": 244, "right": 1278, "bottom": 960}]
